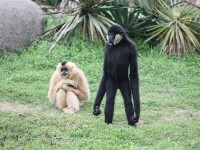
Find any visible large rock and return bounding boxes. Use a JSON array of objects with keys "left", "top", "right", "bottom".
[{"left": 0, "top": 0, "right": 43, "bottom": 52}]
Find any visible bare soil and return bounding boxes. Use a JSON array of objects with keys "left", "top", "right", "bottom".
[
  {"left": 0, "top": 101, "right": 29, "bottom": 112},
  {"left": 156, "top": 109, "right": 199, "bottom": 124}
]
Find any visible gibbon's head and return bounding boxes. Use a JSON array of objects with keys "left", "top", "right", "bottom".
[
  {"left": 107, "top": 24, "right": 127, "bottom": 45},
  {"left": 56, "top": 61, "right": 76, "bottom": 78}
]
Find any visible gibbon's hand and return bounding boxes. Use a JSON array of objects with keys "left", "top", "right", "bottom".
[
  {"left": 128, "top": 116, "right": 139, "bottom": 126},
  {"left": 62, "top": 84, "right": 75, "bottom": 91},
  {"left": 93, "top": 106, "right": 101, "bottom": 116},
  {"left": 63, "top": 80, "right": 77, "bottom": 89}
]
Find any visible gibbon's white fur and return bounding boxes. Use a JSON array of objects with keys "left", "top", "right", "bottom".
[
  {"left": 106, "top": 34, "right": 123, "bottom": 45},
  {"left": 48, "top": 61, "right": 90, "bottom": 113}
]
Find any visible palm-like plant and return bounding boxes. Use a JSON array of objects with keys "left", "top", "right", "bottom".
[
  {"left": 106, "top": 0, "right": 146, "bottom": 35},
  {"left": 145, "top": 0, "right": 200, "bottom": 55},
  {"left": 133, "top": 0, "right": 155, "bottom": 14},
  {"left": 44, "top": 0, "right": 116, "bottom": 50}
]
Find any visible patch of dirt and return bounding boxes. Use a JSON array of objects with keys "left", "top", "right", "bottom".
[
  {"left": 0, "top": 102, "right": 29, "bottom": 112},
  {"left": 156, "top": 109, "right": 200, "bottom": 124},
  {"left": 0, "top": 101, "right": 44, "bottom": 113},
  {"left": 0, "top": 101, "right": 60, "bottom": 115},
  {"left": 136, "top": 120, "right": 145, "bottom": 126}
]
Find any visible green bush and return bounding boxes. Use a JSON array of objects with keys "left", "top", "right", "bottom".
[{"left": 45, "top": 0, "right": 61, "bottom": 6}]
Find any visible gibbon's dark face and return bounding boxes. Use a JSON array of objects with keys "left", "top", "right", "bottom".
[
  {"left": 58, "top": 61, "right": 76, "bottom": 78},
  {"left": 107, "top": 25, "right": 125, "bottom": 45},
  {"left": 107, "top": 32, "right": 115, "bottom": 45},
  {"left": 60, "top": 67, "right": 68, "bottom": 77},
  {"left": 60, "top": 61, "right": 69, "bottom": 78}
]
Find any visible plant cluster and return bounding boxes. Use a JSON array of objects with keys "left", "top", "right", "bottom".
[
  {"left": 44, "top": 0, "right": 200, "bottom": 55},
  {"left": 141, "top": 0, "right": 200, "bottom": 55}
]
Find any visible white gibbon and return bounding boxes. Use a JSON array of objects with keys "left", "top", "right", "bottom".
[{"left": 48, "top": 61, "right": 90, "bottom": 113}]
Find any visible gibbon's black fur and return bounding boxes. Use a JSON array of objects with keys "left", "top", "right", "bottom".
[{"left": 93, "top": 25, "right": 140, "bottom": 126}]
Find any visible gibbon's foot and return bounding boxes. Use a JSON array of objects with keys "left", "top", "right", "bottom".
[
  {"left": 105, "top": 121, "right": 112, "bottom": 125},
  {"left": 62, "top": 107, "right": 76, "bottom": 114},
  {"left": 128, "top": 116, "right": 138, "bottom": 126},
  {"left": 93, "top": 106, "right": 101, "bottom": 116}
]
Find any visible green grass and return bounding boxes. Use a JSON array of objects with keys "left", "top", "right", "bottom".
[{"left": 0, "top": 39, "right": 199, "bottom": 150}]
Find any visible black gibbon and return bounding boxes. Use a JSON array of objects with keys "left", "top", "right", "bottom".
[
  {"left": 48, "top": 61, "right": 90, "bottom": 113},
  {"left": 93, "top": 25, "right": 140, "bottom": 126}
]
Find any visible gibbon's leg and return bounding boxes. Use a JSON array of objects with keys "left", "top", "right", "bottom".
[
  {"left": 63, "top": 86, "right": 88, "bottom": 101},
  {"left": 55, "top": 89, "right": 67, "bottom": 109},
  {"left": 105, "top": 79, "right": 117, "bottom": 124},
  {"left": 62, "top": 91, "right": 80, "bottom": 113},
  {"left": 119, "top": 79, "right": 135, "bottom": 126},
  {"left": 48, "top": 79, "right": 76, "bottom": 105}
]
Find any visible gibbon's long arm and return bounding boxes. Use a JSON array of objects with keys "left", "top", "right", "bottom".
[
  {"left": 48, "top": 76, "right": 62, "bottom": 104},
  {"left": 64, "top": 87, "right": 88, "bottom": 101},
  {"left": 94, "top": 71, "right": 107, "bottom": 107},
  {"left": 129, "top": 54, "right": 140, "bottom": 122},
  {"left": 48, "top": 74, "right": 76, "bottom": 104},
  {"left": 62, "top": 73, "right": 90, "bottom": 101}
]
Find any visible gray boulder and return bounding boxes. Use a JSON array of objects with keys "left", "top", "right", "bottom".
[{"left": 0, "top": 0, "right": 43, "bottom": 52}]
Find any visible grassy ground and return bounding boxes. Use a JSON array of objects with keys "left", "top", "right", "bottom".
[{"left": 0, "top": 39, "right": 199, "bottom": 150}]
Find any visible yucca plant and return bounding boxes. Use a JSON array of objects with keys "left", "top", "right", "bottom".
[
  {"left": 106, "top": 0, "right": 146, "bottom": 36},
  {"left": 45, "top": 0, "right": 62, "bottom": 6},
  {"left": 145, "top": 0, "right": 200, "bottom": 55},
  {"left": 133, "top": 0, "right": 155, "bottom": 14},
  {"left": 44, "top": 0, "right": 116, "bottom": 50}
]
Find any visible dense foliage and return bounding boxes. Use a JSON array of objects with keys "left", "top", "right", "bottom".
[
  {"left": 44, "top": 0, "right": 200, "bottom": 55},
  {"left": 44, "top": 0, "right": 116, "bottom": 50},
  {"left": 144, "top": 0, "right": 200, "bottom": 55}
]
